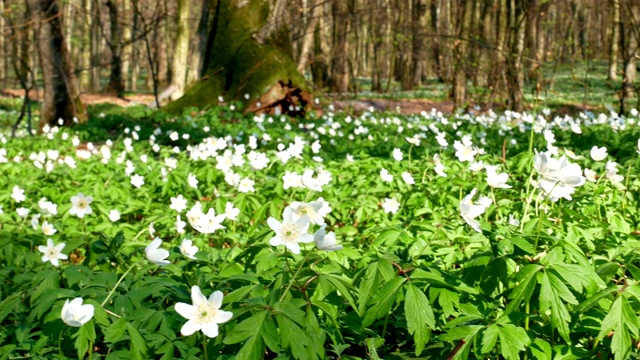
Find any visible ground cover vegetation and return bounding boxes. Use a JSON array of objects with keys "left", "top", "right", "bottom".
[{"left": 1, "top": 101, "right": 640, "bottom": 359}]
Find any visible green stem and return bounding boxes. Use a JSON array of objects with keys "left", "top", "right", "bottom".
[
  {"left": 202, "top": 335, "right": 209, "bottom": 360},
  {"left": 279, "top": 250, "right": 311, "bottom": 302},
  {"left": 101, "top": 259, "right": 143, "bottom": 307}
]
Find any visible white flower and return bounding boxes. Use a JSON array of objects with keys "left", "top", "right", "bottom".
[
  {"left": 382, "top": 198, "right": 400, "bottom": 214},
  {"left": 16, "top": 207, "right": 30, "bottom": 218},
  {"left": 486, "top": 165, "right": 512, "bottom": 189},
  {"left": 436, "top": 132, "right": 448, "bottom": 147},
  {"left": 224, "top": 202, "right": 240, "bottom": 221},
  {"left": 460, "top": 188, "right": 488, "bottom": 233},
  {"left": 149, "top": 222, "right": 156, "bottom": 238},
  {"left": 301, "top": 169, "right": 323, "bottom": 191},
  {"left": 175, "top": 286, "right": 233, "bottom": 338},
  {"left": 392, "top": 148, "right": 403, "bottom": 161},
  {"left": 288, "top": 201, "right": 325, "bottom": 225},
  {"left": 190, "top": 208, "right": 226, "bottom": 234},
  {"left": 237, "top": 178, "right": 255, "bottom": 193},
  {"left": 69, "top": 193, "right": 93, "bottom": 218},
  {"left": 179, "top": 239, "right": 198, "bottom": 260},
  {"left": 38, "top": 198, "right": 58, "bottom": 216},
  {"left": 11, "top": 186, "right": 25, "bottom": 203},
  {"left": 176, "top": 215, "right": 187, "bottom": 234},
  {"left": 61, "top": 298, "right": 94, "bottom": 327},
  {"left": 584, "top": 168, "right": 597, "bottom": 182},
  {"left": 42, "top": 221, "right": 57, "bottom": 236},
  {"left": 453, "top": 140, "right": 476, "bottom": 162},
  {"left": 38, "top": 238, "right": 67, "bottom": 267},
  {"left": 590, "top": 146, "right": 607, "bottom": 161},
  {"left": 316, "top": 197, "right": 332, "bottom": 217},
  {"left": 145, "top": 238, "right": 170, "bottom": 266},
  {"left": 188, "top": 173, "right": 199, "bottom": 189},
  {"left": 469, "top": 161, "right": 485, "bottom": 172},
  {"left": 170, "top": 194, "right": 188, "bottom": 213},
  {"left": 314, "top": 225, "right": 342, "bottom": 251},
  {"left": 131, "top": 174, "right": 144, "bottom": 188},
  {"left": 533, "top": 150, "right": 585, "bottom": 201},
  {"left": 282, "top": 171, "right": 302, "bottom": 190},
  {"left": 109, "top": 210, "right": 121, "bottom": 222},
  {"left": 380, "top": 168, "right": 393, "bottom": 182},
  {"left": 401, "top": 172, "right": 415, "bottom": 185},
  {"left": 267, "top": 207, "right": 313, "bottom": 254},
  {"left": 508, "top": 214, "right": 520, "bottom": 226}
]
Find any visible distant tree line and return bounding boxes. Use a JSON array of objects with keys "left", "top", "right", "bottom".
[{"left": 0, "top": 0, "right": 638, "bottom": 128}]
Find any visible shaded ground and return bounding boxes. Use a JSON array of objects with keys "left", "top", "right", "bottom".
[{"left": 0, "top": 89, "right": 155, "bottom": 107}]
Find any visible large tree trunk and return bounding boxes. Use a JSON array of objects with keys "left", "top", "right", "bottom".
[
  {"left": 411, "top": 0, "right": 429, "bottom": 86},
  {"left": 506, "top": 0, "right": 526, "bottom": 112},
  {"left": 186, "top": 0, "right": 210, "bottom": 85},
  {"left": 37, "top": 0, "right": 86, "bottom": 128},
  {"left": 170, "top": 0, "right": 189, "bottom": 100},
  {"left": 166, "top": 0, "right": 311, "bottom": 116},
  {"left": 297, "top": 0, "right": 321, "bottom": 73}
]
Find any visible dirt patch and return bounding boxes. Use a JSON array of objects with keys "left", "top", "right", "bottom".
[{"left": 0, "top": 89, "right": 155, "bottom": 107}]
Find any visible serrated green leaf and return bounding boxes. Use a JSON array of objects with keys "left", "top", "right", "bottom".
[
  {"left": 404, "top": 284, "right": 434, "bottom": 355},
  {"left": 481, "top": 324, "right": 499, "bottom": 354},
  {"left": 127, "top": 323, "right": 148, "bottom": 360},
  {"left": 362, "top": 277, "right": 405, "bottom": 328}
]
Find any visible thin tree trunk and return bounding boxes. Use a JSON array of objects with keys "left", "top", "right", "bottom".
[
  {"left": 330, "top": 0, "right": 351, "bottom": 93},
  {"left": 411, "top": 0, "right": 429, "bottom": 86},
  {"left": 122, "top": 0, "right": 132, "bottom": 91},
  {"left": 79, "top": 0, "right": 91, "bottom": 90},
  {"left": 0, "top": 0, "right": 5, "bottom": 85},
  {"left": 507, "top": 0, "right": 526, "bottom": 112},
  {"left": 452, "top": 0, "right": 473, "bottom": 107},
  {"left": 609, "top": 0, "right": 620, "bottom": 81},
  {"left": 170, "top": 0, "right": 189, "bottom": 100},
  {"left": 90, "top": 0, "right": 101, "bottom": 91},
  {"left": 37, "top": 0, "right": 87, "bottom": 127},
  {"left": 105, "top": 0, "right": 123, "bottom": 96},
  {"left": 297, "top": 0, "right": 321, "bottom": 73}
]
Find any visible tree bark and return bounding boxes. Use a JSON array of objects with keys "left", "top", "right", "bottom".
[
  {"left": 79, "top": 0, "right": 91, "bottom": 90},
  {"left": 622, "top": 1, "right": 638, "bottom": 98},
  {"left": 506, "top": 0, "right": 526, "bottom": 112},
  {"left": 37, "top": 0, "right": 87, "bottom": 127},
  {"left": 608, "top": 0, "right": 620, "bottom": 81},
  {"left": 169, "top": 0, "right": 189, "bottom": 100},
  {"left": 166, "top": 0, "right": 311, "bottom": 116},
  {"left": 452, "top": 0, "right": 473, "bottom": 107},
  {"left": 330, "top": 0, "right": 351, "bottom": 93},
  {"left": 297, "top": 0, "right": 321, "bottom": 73},
  {"left": 186, "top": 0, "right": 209, "bottom": 85},
  {"left": 411, "top": 0, "right": 429, "bottom": 86},
  {"left": 122, "top": 0, "right": 132, "bottom": 91},
  {"left": 105, "top": 0, "right": 124, "bottom": 96}
]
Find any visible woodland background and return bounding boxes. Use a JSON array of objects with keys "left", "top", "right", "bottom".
[{"left": 1, "top": 0, "right": 639, "bottom": 127}]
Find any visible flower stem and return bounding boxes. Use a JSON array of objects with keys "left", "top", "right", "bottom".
[
  {"left": 101, "top": 259, "right": 143, "bottom": 307},
  {"left": 202, "top": 335, "right": 209, "bottom": 360},
  {"left": 279, "top": 250, "right": 311, "bottom": 302}
]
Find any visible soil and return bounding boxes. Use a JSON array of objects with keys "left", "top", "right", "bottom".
[{"left": 0, "top": 89, "right": 155, "bottom": 107}]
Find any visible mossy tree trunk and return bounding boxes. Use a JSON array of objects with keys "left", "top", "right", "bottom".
[{"left": 166, "top": 0, "right": 311, "bottom": 116}]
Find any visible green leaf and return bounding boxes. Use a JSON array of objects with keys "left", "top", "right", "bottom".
[
  {"left": 127, "top": 323, "right": 148, "bottom": 360},
  {"left": 404, "top": 284, "right": 434, "bottom": 355},
  {"left": 505, "top": 264, "right": 542, "bottom": 315},
  {"left": 324, "top": 274, "right": 359, "bottom": 315},
  {"left": 598, "top": 295, "right": 639, "bottom": 360},
  {"left": 104, "top": 318, "right": 128, "bottom": 344},
  {"left": 73, "top": 320, "right": 96, "bottom": 359},
  {"left": 539, "top": 271, "right": 571, "bottom": 342},
  {"left": 481, "top": 324, "right": 499, "bottom": 354},
  {"left": 496, "top": 323, "right": 530, "bottom": 360},
  {"left": 224, "top": 311, "right": 267, "bottom": 344},
  {"left": 530, "top": 338, "right": 552, "bottom": 360},
  {"left": 362, "top": 277, "right": 406, "bottom": 328}
]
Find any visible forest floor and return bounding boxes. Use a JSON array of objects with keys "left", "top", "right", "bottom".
[{"left": 0, "top": 89, "right": 155, "bottom": 107}]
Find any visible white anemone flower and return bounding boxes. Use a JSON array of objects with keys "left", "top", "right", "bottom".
[
  {"left": 267, "top": 207, "right": 313, "bottom": 254},
  {"left": 485, "top": 165, "right": 512, "bottom": 189},
  {"left": 69, "top": 193, "right": 93, "bottom": 218},
  {"left": 179, "top": 239, "right": 199, "bottom": 260},
  {"left": 314, "top": 225, "right": 342, "bottom": 251},
  {"left": 42, "top": 221, "right": 57, "bottom": 236},
  {"left": 38, "top": 238, "right": 68, "bottom": 267},
  {"left": 175, "top": 286, "right": 233, "bottom": 338},
  {"left": 401, "top": 172, "right": 415, "bottom": 185},
  {"left": 289, "top": 201, "right": 325, "bottom": 225},
  {"left": 145, "top": 238, "right": 170, "bottom": 266},
  {"left": 131, "top": 174, "right": 144, "bottom": 188},
  {"left": 590, "top": 146, "right": 607, "bottom": 161},
  {"left": 108, "top": 210, "right": 121, "bottom": 222},
  {"left": 460, "top": 188, "right": 488, "bottom": 233},
  {"left": 11, "top": 185, "right": 25, "bottom": 203},
  {"left": 170, "top": 194, "right": 188, "bottom": 213},
  {"left": 61, "top": 298, "right": 94, "bottom": 327},
  {"left": 380, "top": 168, "right": 393, "bottom": 182},
  {"left": 191, "top": 208, "right": 226, "bottom": 234},
  {"left": 382, "top": 197, "right": 400, "bottom": 214},
  {"left": 224, "top": 202, "right": 240, "bottom": 221}
]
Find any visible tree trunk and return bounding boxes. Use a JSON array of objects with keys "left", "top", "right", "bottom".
[
  {"left": 452, "top": 0, "right": 473, "bottom": 107},
  {"left": 90, "top": 0, "right": 100, "bottom": 91},
  {"left": 169, "top": 0, "right": 189, "bottom": 100},
  {"left": 622, "top": 2, "right": 638, "bottom": 98},
  {"left": 608, "top": 0, "right": 620, "bottom": 81},
  {"left": 122, "top": 0, "right": 132, "bottom": 91},
  {"left": 330, "top": 0, "right": 351, "bottom": 93},
  {"left": 37, "top": 0, "right": 86, "bottom": 128},
  {"left": 105, "top": 0, "right": 124, "bottom": 96},
  {"left": 297, "top": 0, "right": 321, "bottom": 73},
  {"left": 166, "top": 0, "right": 311, "bottom": 116},
  {"left": 411, "top": 0, "right": 429, "bottom": 86},
  {"left": 79, "top": 0, "right": 91, "bottom": 90},
  {"left": 186, "top": 0, "right": 209, "bottom": 85},
  {"left": 0, "top": 0, "right": 5, "bottom": 86},
  {"left": 506, "top": 0, "right": 526, "bottom": 112}
]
